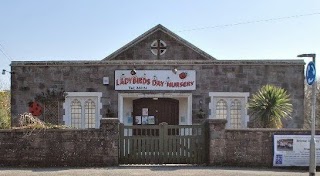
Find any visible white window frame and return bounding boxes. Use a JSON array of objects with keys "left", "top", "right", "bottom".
[
  {"left": 63, "top": 92, "right": 102, "bottom": 129},
  {"left": 151, "top": 40, "right": 167, "bottom": 55},
  {"left": 209, "top": 92, "right": 249, "bottom": 129}
]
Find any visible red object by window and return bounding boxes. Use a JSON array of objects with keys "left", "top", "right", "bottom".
[{"left": 29, "top": 102, "right": 42, "bottom": 116}]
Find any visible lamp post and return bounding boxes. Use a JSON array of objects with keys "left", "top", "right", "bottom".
[
  {"left": 298, "top": 53, "right": 316, "bottom": 176},
  {"left": 2, "top": 69, "right": 13, "bottom": 75}
]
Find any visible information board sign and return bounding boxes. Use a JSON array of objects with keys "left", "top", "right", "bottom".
[{"left": 273, "top": 135, "right": 320, "bottom": 166}]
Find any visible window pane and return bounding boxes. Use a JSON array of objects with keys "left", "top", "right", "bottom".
[
  {"left": 230, "top": 99, "right": 242, "bottom": 129},
  {"left": 71, "top": 99, "right": 82, "bottom": 128},
  {"left": 85, "top": 99, "right": 96, "bottom": 128},
  {"left": 216, "top": 100, "right": 227, "bottom": 119}
]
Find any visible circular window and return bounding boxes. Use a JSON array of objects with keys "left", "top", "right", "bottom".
[{"left": 150, "top": 40, "right": 167, "bottom": 56}]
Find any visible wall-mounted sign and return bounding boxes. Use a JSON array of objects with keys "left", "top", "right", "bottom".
[
  {"left": 142, "top": 108, "right": 148, "bottom": 116},
  {"left": 103, "top": 77, "right": 109, "bottom": 85},
  {"left": 115, "top": 70, "right": 196, "bottom": 90},
  {"left": 135, "top": 116, "right": 141, "bottom": 125}
]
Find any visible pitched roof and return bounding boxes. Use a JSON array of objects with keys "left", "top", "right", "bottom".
[{"left": 102, "top": 24, "right": 216, "bottom": 61}]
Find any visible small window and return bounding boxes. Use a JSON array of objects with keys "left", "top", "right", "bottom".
[
  {"left": 85, "top": 99, "right": 96, "bottom": 128},
  {"left": 151, "top": 40, "right": 167, "bottom": 56},
  {"left": 230, "top": 99, "right": 242, "bottom": 129},
  {"left": 216, "top": 99, "right": 227, "bottom": 119},
  {"left": 71, "top": 99, "right": 82, "bottom": 128}
]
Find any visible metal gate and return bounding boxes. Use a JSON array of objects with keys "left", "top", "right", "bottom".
[{"left": 119, "top": 122, "right": 207, "bottom": 165}]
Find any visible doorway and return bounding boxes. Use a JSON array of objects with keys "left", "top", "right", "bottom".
[
  {"left": 118, "top": 93, "right": 193, "bottom": 126},
  {"left": 133, "top": 98, "right": 179, "bottom": 125}
]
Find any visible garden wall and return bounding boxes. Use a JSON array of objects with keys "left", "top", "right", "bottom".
[
  {"left": 1, "top": 118, "right": 316, "bottom": 167},
  {"left": 0, "top": 118, "right": 119, "bottom": 167}
]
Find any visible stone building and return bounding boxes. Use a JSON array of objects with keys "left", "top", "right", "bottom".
[{"left": 10, "top": 24, "right": 304, "bottom": 128}]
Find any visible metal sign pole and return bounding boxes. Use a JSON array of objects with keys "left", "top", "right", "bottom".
[
  {"left": 310, "top": 55, "right": 316, "bottom": 176},
  {"left": 298, "top": 53, "right": 317, "bottom": 176}
]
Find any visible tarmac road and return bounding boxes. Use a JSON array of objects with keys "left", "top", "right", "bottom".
[{"left": 0, "top": 165, "right": 310, "bottom": 176}]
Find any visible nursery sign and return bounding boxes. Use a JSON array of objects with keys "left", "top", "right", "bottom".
[
  {"left": 273, "top": 135, "right": 320, "bottom": 166},
  {"left": 115, "top": 70, "right": 196, "bottom": 90}
]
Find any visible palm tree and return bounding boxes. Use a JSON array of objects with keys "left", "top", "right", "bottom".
[{"left": 248, "top": 84, "right": 293, "bottom": 128}]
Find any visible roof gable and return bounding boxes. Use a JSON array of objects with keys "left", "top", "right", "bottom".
[{"left": 102, "top": 24, "right": 216, "bottom": 61}]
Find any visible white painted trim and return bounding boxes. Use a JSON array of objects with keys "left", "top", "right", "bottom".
[
  {"left": 63, "top": 92, "right": 102, "bottom": 129},
  {"left": 118, "top": 94, "right": 124, "bottom": 123},
  {"left": 208, "top": 92, "right": 250, "bottom": 129},
  {"left": 187, "top": 95, "right": 192, "bottom": 125},
  {"left": 118, "top": 93, "right": 193, "bottom": 125},
  {"left": 209, "top": 92, "right": 249, "bottom": 97}
]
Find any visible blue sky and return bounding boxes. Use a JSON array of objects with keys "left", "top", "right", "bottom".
[{"left": 0, "top": 0, "right": 319, "bottom": 90}]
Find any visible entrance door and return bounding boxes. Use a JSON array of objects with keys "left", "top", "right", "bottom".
[{"left": 133, "top": 98, "right": 179, "bottom": 125}]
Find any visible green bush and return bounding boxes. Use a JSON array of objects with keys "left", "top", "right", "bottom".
[{"left": 0, "top": 91, "right": 11, "bottom": 129}]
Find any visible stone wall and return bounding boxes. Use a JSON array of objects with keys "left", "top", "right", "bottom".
[
  {"left": 207, "top": 119, "right": 316, "bottom": 167},
  {"left": 1, "top": 118, "right": 316, "bottom": 167},
  {"left": 0, "top": 118, "right": 119, "bottom": 167},
  {"left": 10, "top": 60, "right": 304, "bottom": 128},
  {"left": 109, "top": 30, "right": 211, "bottom": 61}
]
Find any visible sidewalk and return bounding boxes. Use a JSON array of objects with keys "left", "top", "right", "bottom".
[{"left": 0, "top": 165, "right": 310, "bottom": 176}]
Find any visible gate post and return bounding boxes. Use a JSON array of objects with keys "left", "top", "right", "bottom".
[
  {"left": 206, "top": 119, "right": 227, "bottom": 165},
  {"left": 159, "top": 122, "right": 168, "bottom": 164},
  {"left": 100, "top": 118, "right": 120, "bottom": 166},
  {"left": 119, "top": 123, "right": 124, "bottom": 164},
  {"left": 100, "top": 118, "right": 119, "bottom": 132}
]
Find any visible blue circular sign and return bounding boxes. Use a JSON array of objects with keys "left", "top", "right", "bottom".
[{"left": 306, "top": 61, "right": 316, "bottom": 85}]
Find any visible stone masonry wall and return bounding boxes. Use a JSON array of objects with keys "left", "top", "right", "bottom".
[
  {"left": 0, "top": 118, "right": 119, "bottom": 167},
  {"left": 1, "top": 117, "right": 316, "bottom": 167},
  {"left": 10, "top": 60, "right": 304, "bottom": 128},
  {"left": 207, "top": 119, "right": 317, "bottom": 167},
  {"left": 110, "top": 30, "right": 210, "bottom": 61}
]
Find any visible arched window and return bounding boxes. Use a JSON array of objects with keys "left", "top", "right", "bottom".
[
  {"left": 85, "top": 99, "right": 96, "bottom": 128},
  {"left": 230, "top": 99, "right": 242, "bottom": 129},
  {"left": 216, "top": 99, "right": 227, "bottom": 119},
  {"left": 209, "top": 92, "right": 249, "bottom": 129},
  {"left": 63, "top": 92, "right": 102, "bottom": 129},
  {"left": 71, "top": 99, "right": 82, "bottom": 128}
]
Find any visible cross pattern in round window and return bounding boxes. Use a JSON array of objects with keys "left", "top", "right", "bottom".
[{"left": 150, "top": 40, "right": 167, "bottom": 56}]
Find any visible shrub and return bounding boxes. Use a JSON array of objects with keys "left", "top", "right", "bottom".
[
  {"left": 248, "top": 84, "right": 293, "bottom": 128},
  {"left": 0, "top": 91, "right": 10, "bottom": 129}
]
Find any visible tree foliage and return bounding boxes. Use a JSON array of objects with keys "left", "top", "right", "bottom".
[
  {"left": 0, "top": 90, "right": 11, "bottom": 129},
  {"left": 304, "top": 80, "right": 320, "bottom": 129},
  {"left": 248, "top": 85, "right": 293, "bottom": 128}
]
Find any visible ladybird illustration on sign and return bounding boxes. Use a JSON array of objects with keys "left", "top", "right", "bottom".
[
  {"left": 28, "top": 101, "right": 42, "bottom": 116},
  {"left": 179, "top": 72, "right": 187, "bottom": 79}
]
